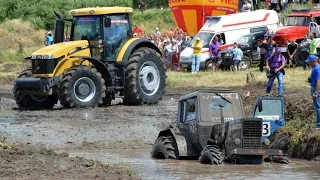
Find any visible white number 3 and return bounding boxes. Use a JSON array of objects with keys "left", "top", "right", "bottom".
[{"left": 262, "top": 122, "right": 270, "bottom": 136}]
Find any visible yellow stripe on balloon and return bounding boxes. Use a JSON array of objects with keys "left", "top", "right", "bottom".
[
  {"left": 182, "top": 10, "right": 197, "bottom": 36},
  {"left": 211, "top": 10, "right": 227, "bottom": 16}
]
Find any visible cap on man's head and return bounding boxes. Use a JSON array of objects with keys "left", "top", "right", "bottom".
[
  {"left": 196, "top": 37, "right": 200, "bottom": 41},
  {"left": 264, "top": 33, "right": 268, "bottom": 37},
  {"left": 276, "top": 47, "right": 281, "bottom": 52},
  {"left": 305, "top": 54, "right": 318, "bottom": 63},
  {"left": 133, "top": 33, "right": 137, "bottom": 36}
]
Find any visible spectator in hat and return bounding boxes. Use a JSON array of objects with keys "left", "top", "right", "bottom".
[
  {"left": 154, "top": 27, "right": 161, "bottom": 36},
  {"left": 306, "top": 54, "right": 320, "bottom": 129},
  {"left": 266, "top": 47, "right": 286, "bottom": 96},
  {"left": 191, "top": 37, "right": 203, "bottom": 73}
]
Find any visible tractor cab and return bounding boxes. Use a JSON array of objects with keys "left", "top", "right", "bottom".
[{"left": 252, "top": 96, "right": 285, "bottom": 141}]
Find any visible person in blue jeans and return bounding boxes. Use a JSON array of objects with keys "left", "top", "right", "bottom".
[
  {"left": 266, "top": 47, "right": 286, "bottom": 96},
  {"left": 306, "top": 54, "right": 320, "bottom": 129},
  {"left": 231, "top": 42, "right": 243, "bottom": 72},
  {"left": 191, "top": 37, "right": 203, "bottom": 73}
]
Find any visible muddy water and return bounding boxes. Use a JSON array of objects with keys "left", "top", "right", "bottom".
[
  {"left": 68, "top": 149, "right": 320, "bottom": 180},
  {"left": 1, "top": 96, "right": 320, "bottom": 180}
]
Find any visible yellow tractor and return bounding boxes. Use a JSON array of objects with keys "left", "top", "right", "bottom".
[{"left": 13, "top": 7, "right": 166, "bottom": 109}]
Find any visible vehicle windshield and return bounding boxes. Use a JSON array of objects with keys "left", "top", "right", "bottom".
[
  {"left": 286, "top": 16, "right": 310, "bottom": 26},
  {"left": 199, "top": 93, "right": 245, "bottom": 123},
  {"left": 236, "top": 34, "right": 254, "bottom": 44},
  {"left": 254, "top": 99, "right": 283, "bottom": 119},
  {"left": 191, "top": 32, "right": 215, "bottom": 48},
  {"left": 72, "top": 16, "right": 101, "bottom": 41}
]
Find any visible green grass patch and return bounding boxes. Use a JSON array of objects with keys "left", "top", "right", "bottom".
[
  {"left": 131, "top": 9, "right": 175, "bottom": 35},
  {"left": 167, "top": 68, "right": 310, "bottom": 90}
]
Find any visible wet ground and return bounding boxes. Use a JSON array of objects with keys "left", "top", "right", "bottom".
[{"left": 1, "top": 85, "right": 320, "bottom": 179}]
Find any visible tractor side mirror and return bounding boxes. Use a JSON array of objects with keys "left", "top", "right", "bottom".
[
  {"left": 258, "top": 100, "right": 263, "bottom": 112},
  {"left": 104, "top": 17, "right": 111, "bottom": 28}
]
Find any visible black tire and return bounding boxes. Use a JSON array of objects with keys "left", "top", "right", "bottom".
[
  {"left": 240, "top": 55, "right": 251, "bottom": 70},
  {"left": 58, "top": 66, "right": 106, "bottom": 108},
  {"left": 13, "top": 68, "right": 58, "bottom": 109},
  {"left": 204, "top": 60, "right": 211, "bottom": 72},
  {"left": 124, "top": 47, "right": 166, "bottom": 105},
  {"left": 151, "top": 136, "right": 179, "bottom": 159},
  {"left": 199, "top": 146, "right": 224, "bottom": 165}
]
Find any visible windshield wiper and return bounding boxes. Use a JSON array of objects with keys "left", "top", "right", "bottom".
[{"left": 214, "top": 93, "right": 232, "bottom": 104}]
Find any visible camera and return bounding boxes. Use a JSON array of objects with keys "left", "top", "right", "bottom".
[
  {"left": 266, "top": 68, "right": 275, "bottom": 78},
  {"left": 308, "top": 77, "right": 311, "bottom": 83}
]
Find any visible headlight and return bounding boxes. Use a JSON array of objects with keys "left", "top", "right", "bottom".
[
  {"left": 31, "top": 54, "right": 54, "bottom": 59},
  {"left": 234, "top": 138, "right": 241, "bottom": 145},
  {"left": 264, "top": 139, "right": 271, "bottom": 146}
]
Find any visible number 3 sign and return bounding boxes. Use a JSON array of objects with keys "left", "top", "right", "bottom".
[{"left": 262, "top": 122, "right": 270, "bottom": 136}]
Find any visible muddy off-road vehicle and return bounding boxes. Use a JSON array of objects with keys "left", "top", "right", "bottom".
[
  {"left": 151, "top": 89, "right": 288, "bottom": 165},
  {"left": 13, "top": 7, "right": 166, "bottom": 109}
]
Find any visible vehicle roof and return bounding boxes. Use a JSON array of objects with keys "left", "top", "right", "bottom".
[
  {"left": 70, "top": 7, "right": 133, "bottom": 16},
  {"left": 288, "top": 10, "right": 320, "bottom": 17},
  {"left": 179, "top": 88, "right": 238, "bottom": 101}
]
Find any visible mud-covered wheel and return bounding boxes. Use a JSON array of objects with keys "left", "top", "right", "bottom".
[
  {"left": 199, "top": 145, "right": 224, "bottom": 165},
  {"left": 151, "top": 136, "right": 179, "bottom": 159},
  {"left": 13, "top": 68, "right": 58, "bottom": 109},
  {"left": 58, "top": 66, "right": 106, "bottom": 108},
  {"left": 124, "top": 47, "right": 166, "bottom": 105}
]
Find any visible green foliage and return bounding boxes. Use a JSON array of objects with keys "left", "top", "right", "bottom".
[{"left": 0, "top": 0, "right": 169, "bottom": 30}]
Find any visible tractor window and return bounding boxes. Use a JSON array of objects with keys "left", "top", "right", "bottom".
[
  {"left": 286, "top": 16, "right": 311, "bottom": 26},
  {"left": 72, "top": 16, "right": 101, "bottom": 41},
  {"left": 184, "top": 97, "right": 197, "bottom": 122},
  {"left": 103, "top": 14, "right": 131, "bottom": 58},
  {"left": 254, "top": 99, "right": 283, "bottom": 119},
  {"left": 199, "top": 93, "right": 244, "bottom": 123}
]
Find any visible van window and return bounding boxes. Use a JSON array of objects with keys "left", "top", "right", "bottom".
[
  {"left": 218, "top": 33, "right": 226, "bottom": 45},
  {"left": 191, "top": 32, "right": 215, "bottom": 48},
  {"left": 250, "top": 26, "right": 268, "bottom": 33}
]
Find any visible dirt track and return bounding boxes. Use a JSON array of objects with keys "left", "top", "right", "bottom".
[{"left": 1, "top": 82, "right": 319, "bottom": 179}]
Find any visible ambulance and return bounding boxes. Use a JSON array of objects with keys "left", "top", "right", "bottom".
[{"left": 179, "top": 10, "right": 281, "bottom": 71}]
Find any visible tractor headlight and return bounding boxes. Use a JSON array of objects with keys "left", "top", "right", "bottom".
[
  {"left": 234, "top": 138, "right": 241, "bottom": 145},
  {"left": 264, "top": 139, "right": 271, "bottom": 146}
]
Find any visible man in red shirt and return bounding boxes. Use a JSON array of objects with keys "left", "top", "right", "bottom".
[{"left": 133, "top": 26, "right": 143, "bottom": 36}]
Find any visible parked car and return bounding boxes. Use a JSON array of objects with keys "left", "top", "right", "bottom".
[{"left": 219, "top": 31, "right": 267, "bottom": 70}]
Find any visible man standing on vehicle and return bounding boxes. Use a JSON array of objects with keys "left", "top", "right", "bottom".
[
  {"left": 300, "top": 34, "right": 311, "bottom": 70},
  {"left": 287, "top": 40, "right": 298, "bottom": 71},
  {"left": 266, "top": 47, "right": 286, "bottom": 96},
  {"left": 305, "top": 54, "right": 320, "bottom": 129},
  {"left": 209, "top": 36, "right": 221, "bottom": 72},
  {"left": 231, "top": 42, "right": 243, "bottom": 72},
  {"left": 191, "top": 37, "right": 203, "bottom": 73}
]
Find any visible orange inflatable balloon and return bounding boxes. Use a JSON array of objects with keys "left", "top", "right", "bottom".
[{"left": 169, "top": 0, "right": 239, "bottom": 35}]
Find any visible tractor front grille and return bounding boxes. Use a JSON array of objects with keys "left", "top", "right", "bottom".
[
  {"left": 32, "top": 59, "right": 58, "bottom": 74},
  {"left": 242, "top": 119, "right": 262, "bottom": 149}
]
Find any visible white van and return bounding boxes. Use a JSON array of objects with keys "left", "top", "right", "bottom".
[{"left": 179, "top": 10, "right": 280, "bottom": 70}]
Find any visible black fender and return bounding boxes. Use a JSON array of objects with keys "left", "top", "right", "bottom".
[
  {"left": 115, "top": 38, "right": 162, "bottom": 66},
  {"left": 69, "top": 56, "right": 113, "bottom": 89}
]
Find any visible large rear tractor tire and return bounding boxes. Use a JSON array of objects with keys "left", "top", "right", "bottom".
[
  {"left": 199, "top": 146, "right": 224, "bottom": 165},
  {"left": 58, "top": 66, "right": 106, "bottom": 108},
  {"left": 124, "top": 47, "right": 166, "bottom": 105},
  {"left": 13, "top": 68, "right": 58, "bottom": 109},
  {"left": 151, "top": 136, "right": 179, "bottom": 159}
]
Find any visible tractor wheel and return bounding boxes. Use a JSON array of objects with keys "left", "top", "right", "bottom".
[
  {"left": 151, "top": 136, "right": 179, "bottom": 159},
  {"left": 240, "top": 55, "right": 251, "bottom": 70},
  {"left": 199, "top": 146, "right": 224, "bottom": 165},
  {"left": 124, "top": 47, "right": 166, "bottom": 105},
  {"left": 13, "top": 68, "right": 58, "bottom": 109},
  {"left": 58, "top": 66, "right": 106, "bottom": 108}
]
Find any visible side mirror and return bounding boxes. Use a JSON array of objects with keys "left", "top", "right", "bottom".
[
  {"left": 258, "top": 100, "right": 263, "bottom": 112},
  {"left": 104, "top": 17, "right": 111, "bottom": 28}
]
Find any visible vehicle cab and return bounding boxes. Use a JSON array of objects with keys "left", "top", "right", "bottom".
[{"left": 271, "top": 9, "right": 320, "bottom": 53}]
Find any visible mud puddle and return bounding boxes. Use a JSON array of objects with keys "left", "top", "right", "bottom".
[{"left": 67, "top": 149, "right": 320, "bottom": 180}]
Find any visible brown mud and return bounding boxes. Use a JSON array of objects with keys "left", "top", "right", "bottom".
[{"left": 0, "top": 81, "right": 320, "bottom": 179}]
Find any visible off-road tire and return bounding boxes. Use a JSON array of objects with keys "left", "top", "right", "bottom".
[
  {"left": 204, "top": 60, "right": 211, "bottom": 72},
  {"left": 199, "top": 146, "right": 224, "bottom": 165},
  {"left": 151, "top": 136, "right": 179, "bottom": 159},
  {"left": 13, "top": 68, "right": 58, "bottom": 109},
  {"left": 58, "top": 66, "right": 106, "bottom": 108},
  {"left": 124, "top": 47, "right": 166, "bottom": 105},
  {"left": 241, "top": 55, "right": 251, "bottom": 70}
]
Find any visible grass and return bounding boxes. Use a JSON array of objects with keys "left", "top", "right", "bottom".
[
  {"left": 167, "top": 68, "right": 311, "bottom": 90},
  {"left": 131, "top": 9, "right": 175, "bottom": 35},
  {"left": 0, "top": 136, "right": 12, "bottom": 150}
]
